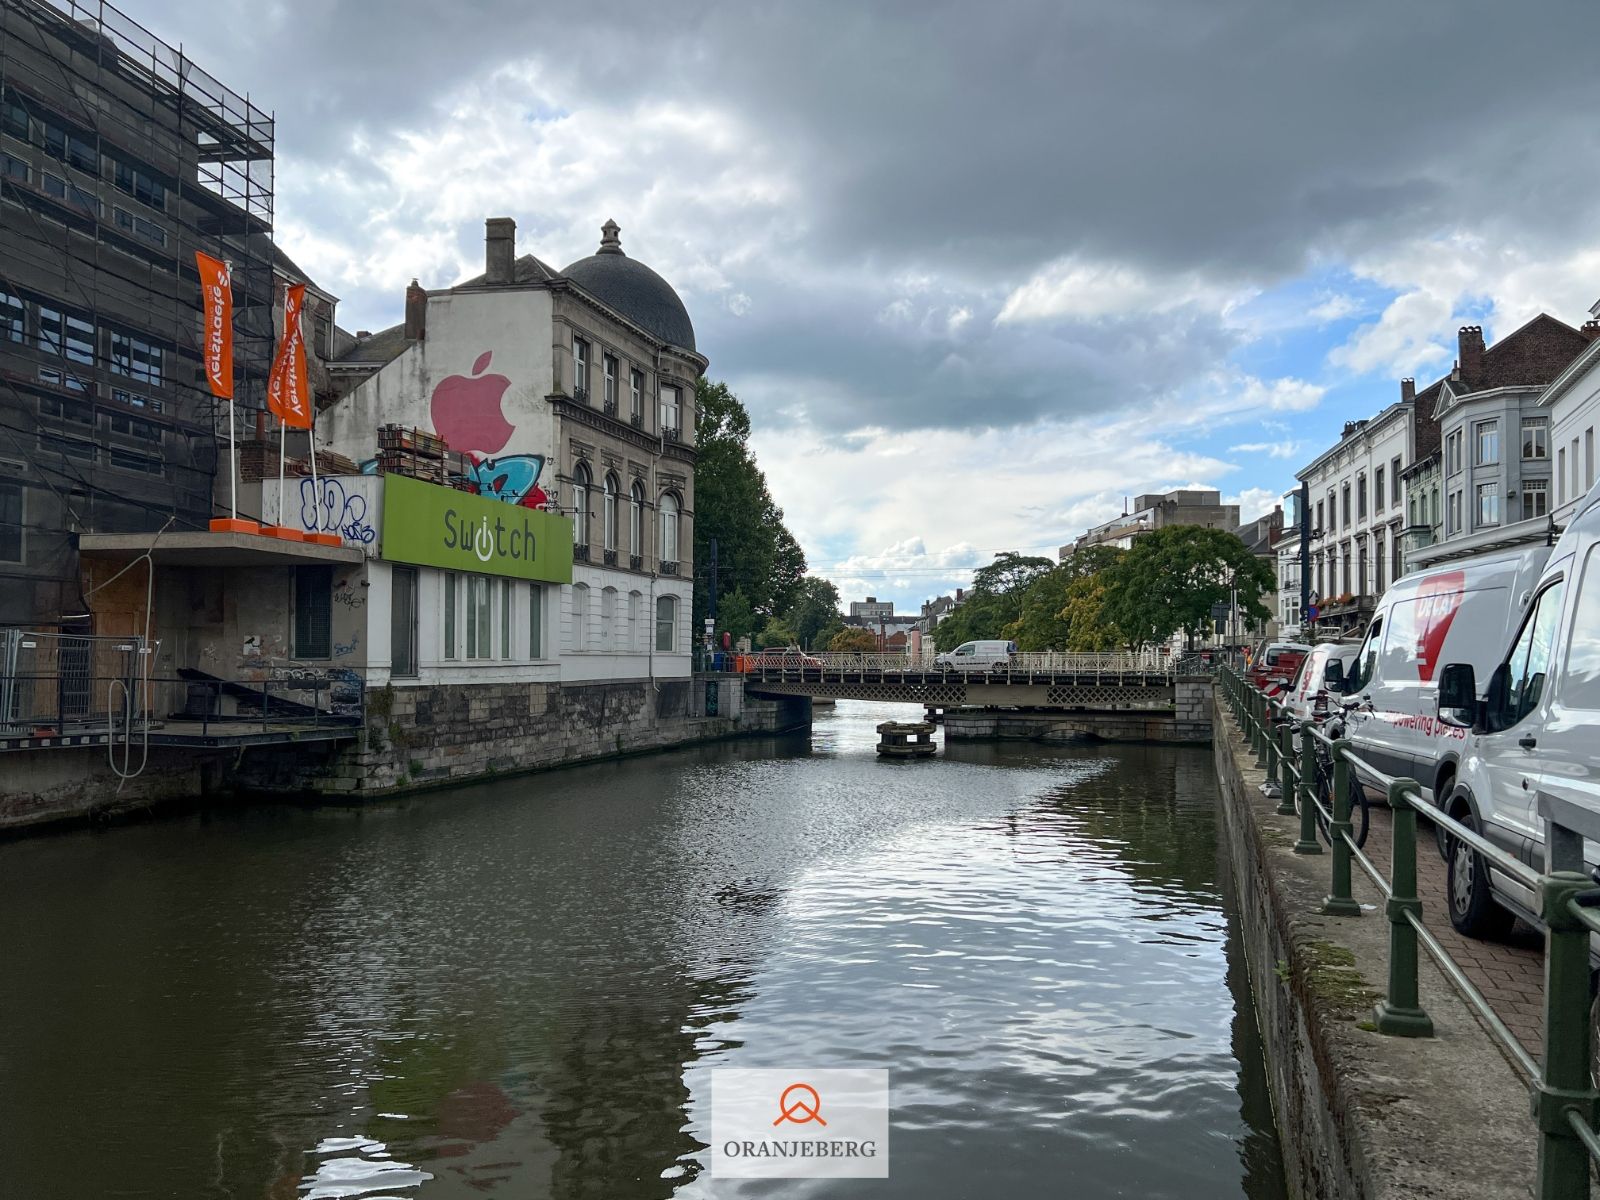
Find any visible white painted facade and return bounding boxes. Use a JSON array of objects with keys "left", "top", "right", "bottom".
[
  {"left": 1543, "top": 338, "right": 1600, "bottom": 526},
  {"left": 314, "top": 275, "right": 696, "bottom": 689},
  {"left": 1297, "top": 401, "right": 1412, "bottom": 607}
]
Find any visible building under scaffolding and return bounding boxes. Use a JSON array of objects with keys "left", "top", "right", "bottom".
[{"left": 0, "top": 0, "right": 282, "bottom": 630}]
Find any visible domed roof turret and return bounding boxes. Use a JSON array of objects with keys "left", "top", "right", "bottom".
[{"left": 561, "top": 220, "right": 696, "bottom": 352}]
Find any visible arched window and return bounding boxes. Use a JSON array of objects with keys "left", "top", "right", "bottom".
[
  {"left": 572, "top": 462, "right": 591, "bottom": 547},
  {"left": 600, "top": 586, "right": 616, "bottom": 648},
  {"left": 629, "top": 480, "right": 645, "bottom": 559},
  {"left": 659, "top": 492, "right": 680, "bottom": 564},
  {"left": 655, "top": 594, "right": 677, "bottom": 653},
  {"left": 628, "top": 590, "right": 643, "bottom": 651},
  {"left": 571, "top": 582, "right": 589, "bottom": 650},
  {"left": 603, "top": 473, "right": 619, "bottom": 552}
]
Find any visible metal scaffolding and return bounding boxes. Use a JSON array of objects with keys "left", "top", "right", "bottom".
[{"left": 0, "top": 0, "right": 277, "bottom": 627}]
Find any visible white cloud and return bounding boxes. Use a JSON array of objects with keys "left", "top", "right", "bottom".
[
  {"left": 996, "top": 257, "right": 1247, "bottom": 324},
  {"left": 1225, "top": 487, "right": 1283, "bottom": 523},
  {"left": 1229, "top": 440, "right": 1301, "bottom": 459}
]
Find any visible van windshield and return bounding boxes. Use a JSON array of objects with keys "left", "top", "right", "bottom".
[{"left": 1349, "top": 619, "right": 1382, "bottom": 692}]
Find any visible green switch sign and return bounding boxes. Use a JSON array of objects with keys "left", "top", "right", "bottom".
[{"left": 381, "top": 474, "right": 574, "bottom": 584}]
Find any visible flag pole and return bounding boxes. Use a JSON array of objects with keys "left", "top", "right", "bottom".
[
  {"left": 308, "top": 403, "right": 321, "bottom": 535},
  {"left": 225, "top": 261, "right": 237, "bottom": 521},
  {"left": 278, "top": 416, "right": 286, "bottom": 530}
]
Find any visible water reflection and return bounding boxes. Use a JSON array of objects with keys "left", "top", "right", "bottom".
[{"left": 0, "top": 701, "right": 1284, "bottom": 1200}]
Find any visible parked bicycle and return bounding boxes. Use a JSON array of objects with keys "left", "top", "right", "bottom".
[{"left": 1300, "top": 719, "right": 1371, "bottom": 851}]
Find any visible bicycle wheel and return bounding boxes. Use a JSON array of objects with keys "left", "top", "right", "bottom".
[{"left": 1346, "top": 774, "right": 1371, "bottom": 850}]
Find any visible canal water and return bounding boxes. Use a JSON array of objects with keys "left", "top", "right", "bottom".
[{"left": 0, "top": 700, "right": 1286, "bottom": 1200}]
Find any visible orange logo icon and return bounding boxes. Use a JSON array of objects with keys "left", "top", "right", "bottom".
[{"left": 773, "top": 1082, "right": 827, "bottom": 1127}]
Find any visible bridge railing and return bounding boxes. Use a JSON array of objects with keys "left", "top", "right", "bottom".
[
  {"left": 1219, "top": 664, "right": 1600, "bottom": 1198},
  {"left": 739, "top": 649, "right": 1174, "bottom": 677}
]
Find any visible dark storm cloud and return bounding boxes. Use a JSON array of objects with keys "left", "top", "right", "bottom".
[{"left": 139, "top": 0, "right": 1600, "bottom": 435}]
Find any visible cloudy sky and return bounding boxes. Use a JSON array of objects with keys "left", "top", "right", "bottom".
[{"left": 148, "top": 0, "right": 1600, "bottom": 611}]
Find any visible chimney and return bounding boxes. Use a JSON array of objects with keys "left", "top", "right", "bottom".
[
  {"left": 955, "top": 587, "right": 965, "bottom": 602},
  {"left": 1400, "top": 377, "right": 1415, "bottom": 403},
  {"left": 1581, "top": 319, "right": 1600, "bottom": 344},
  {"left": 404, "top": 279, "right": 426, "bottom": 341},
  {"left": 355, "top": 329, "right": 372, "bottom": 339},
  {"left": 485, "top": 217, "right": 516, "bottom": 285},
  {"left": 1458, "top": 325, "right": 1485, "bottom": 384}
]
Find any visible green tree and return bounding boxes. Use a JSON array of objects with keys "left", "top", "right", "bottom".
[
  {"left": 1100, "top": 525, "right": 1275, "bottom": 649},
  {"left": 693, "top": 379, "right": 807, "bottom": 629},
  {"left": 782, "top": 576, "right": 842, "bottom": 649},
  {"left": 931, "top": 551, "right": 1055, "bottom": 649},
  {"left": 716, "top": 589, "right": 759, "bottom": 646},
  {"left": 1060, "top": 574, "right": 1124, "bottom": 650},
  {"left": 1003, "top": 547, "right": 1128, "bottom": 650},
  {"left": 828, "top": 626, "right": 879, "bottom": 652},
  {"left": 755, "top": 617, "right": 799, "bottom": 648}
]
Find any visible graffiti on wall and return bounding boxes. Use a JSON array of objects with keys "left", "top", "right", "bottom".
[{"left": 300, "top": 477, "right": 376, "bottom": 544}]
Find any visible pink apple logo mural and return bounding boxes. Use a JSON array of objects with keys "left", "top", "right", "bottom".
[{"left": 431, "top": 351, "right": 513, "bottom": 455}]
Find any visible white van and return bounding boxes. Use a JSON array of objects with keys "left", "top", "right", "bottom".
[
  {"left": 1434, "top": 479, "right": 1600, "bottom": 936},
  {"left": 1330, "top": 544, "right": 1552, "bottom": 825},
  {"left": 1281, "top": 642, "right": 1361, "bottom": 722},
  {"left": 936, "top": 640, "right": 1016, "bottom": 670}
]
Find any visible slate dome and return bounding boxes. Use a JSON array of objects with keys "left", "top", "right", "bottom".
[{"left": 561, "top": 220, "right": 696, "bottom": 352}]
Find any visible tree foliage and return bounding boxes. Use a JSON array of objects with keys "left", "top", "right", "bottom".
[
  {"left": 755, "top": 617, "right": 798, "bottom": 648},
  {"left": 781, "top": 577, "right": 843, "bottom": 649},
  {"left": 930, "top": 552, "right": 1054, "bottom": 649},
  {"left": 828, "top": 626, "right": 879, "bottom": 652},
  {"left": 715, "top": 588, "right": 759, "bottom": 646},
  {"left": 1060, "top": 575, "right": 1123, "bottom": 650},
  {"left": 693, "top": 379, "right": 807, "bottom": 633},
  {"left": 1003, "top": 546, "right": 1127, "bottom": 650},
  {"left": 1099, "top": 525, "right": 1275, "bottom": 648}
]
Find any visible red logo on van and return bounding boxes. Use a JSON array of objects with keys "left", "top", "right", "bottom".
[{"left": 1412, "top": 570, "right": 1465, "bottom": 682}]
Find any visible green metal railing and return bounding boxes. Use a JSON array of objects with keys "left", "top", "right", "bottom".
[{"left": 1219, "top": 664, "right": 1600, "bottom": 1198}]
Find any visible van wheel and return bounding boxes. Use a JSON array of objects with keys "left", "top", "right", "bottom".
[{"left": 1446, "top": 804, "right": 1515, "bottom": 939}]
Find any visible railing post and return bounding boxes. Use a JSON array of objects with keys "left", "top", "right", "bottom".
[
  {"left": 1533, "top": 865, "right": 1598, "bottom": 1200},
  {"left": 1276, "top": 719, "right": 1298, "bottom": 816},
  {"left": 1290, "top": 722, "right": 1317, "bottom": 840},
  {"left": 1253, "top": 692, "right": 1269, "bottom": 768},
  {"left": 1263, "top": 699, "right": 1281, "bottom": 795},
  {"left": 1320, "top": 738, "right": 1358, "bottom": 911},
  {"left": 1374, "top": 777, "right": 1433, "bottom": 1037}
]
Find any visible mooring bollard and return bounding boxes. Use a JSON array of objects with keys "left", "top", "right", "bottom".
[
  {"left": 1319, "top": 738, "right": 1358, "bottom": 911},
  {"left": 1276, "top": 720, "right": 1298, "bottom": 816},
  {"left": 1374, "top": 777, "right": 1433, "bottom": 1037}
]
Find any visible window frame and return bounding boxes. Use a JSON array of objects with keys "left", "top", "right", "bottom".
[
  {"left": 572, "top": 336, "right": 590, "bottom": 396},
  {"left": 655, "top": 594, "right": 677, "bottom": 653},
  {"left": 391, "top": 566, "right": 419, "bottom": 678},
  {"left": 1522, "top": 418, "right": 1549, "bottom": 461},
  {"left": 0, "top": 472, "right": 24, "bottom": 564},
  {"left": 659, "top": 491, "right": 680, "bottom": 564},
  {"left": 1496, "top": 578, "right": 1567, "bottom": 730},
  {"left": 1475, "top": 420, "right": 1500, "bottom": 467},
  {"left": 1476, "top": 481, "right": 1501, "bottom": 528},
  {"left": 571, "top": 461, "right": 591, "bottom": 547},
  {"left": 602, "top": 472, "right": 619, "bottom": 552},
  {"left": 293, "top": 565, "right": 334, "bottom": 660}
]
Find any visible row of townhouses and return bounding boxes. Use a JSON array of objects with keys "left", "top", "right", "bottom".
[
  {"left": 1276, "top": 311, "right": 1600, "bottom": 638},
  {"left": 0, "top": 0, "right": 800, "bottom": 830}
]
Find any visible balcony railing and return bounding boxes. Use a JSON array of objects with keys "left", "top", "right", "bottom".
[
  {"left": 603, "top": 399, "right": 617, "bottom": 417},
  {"left": 573, "top": 385, "right": 589, "bottom": 403},
  {"left": 629, "top": 554, "right": 643, "bottom": 571},
  {"left": 573, "top": 543, "right": 590, "bottom": 562},
  {"left": 660, "top": 560, "right": 679, "bottom": 576},
  {"left": 663, "top": 427, "right": 680, "bottom": 443},
  {"left": 630, "top": 412, "right": 643, "bottom": 429},
  {"left": 603, "top": 548, "right": 618, "bottom": 566}
]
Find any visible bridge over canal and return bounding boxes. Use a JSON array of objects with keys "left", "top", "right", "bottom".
[{"left": 737, "top": 652, "right": 1214, "bottom": 741}]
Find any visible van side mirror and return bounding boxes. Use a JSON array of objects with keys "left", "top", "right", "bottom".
[
  {"left": 1438, "top": 662, "right": 1475, "bottom": 727},
  {"left": 1484, "top": 662, "right": 1512, "bottom": 733},
  {"left": 1323, "top": 659, "right": 1345, "bottom": 692}
]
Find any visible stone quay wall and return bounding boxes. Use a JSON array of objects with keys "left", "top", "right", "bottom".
[{"left": 237, "top": 676, "right": 811, "bottom": 796}]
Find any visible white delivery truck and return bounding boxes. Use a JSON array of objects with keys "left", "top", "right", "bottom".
[
  {"left": 1433, "top": 479, "right": 1600, "bottom": 937},
  {"left": 1328, "top": 543, "right": 1552, "bottom": 841}
]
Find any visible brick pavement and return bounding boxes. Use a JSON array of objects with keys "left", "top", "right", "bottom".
[{"left": 1347, "top": 799, "right": 1546, "bottom": 1053}]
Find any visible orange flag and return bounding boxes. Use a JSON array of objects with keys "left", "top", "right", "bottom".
[
  {"left": 266, "top": 282, "right": 312, "bottom": 429},
  {"left": 195, "top": 252, "right": 233, "bottom": 399}
]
